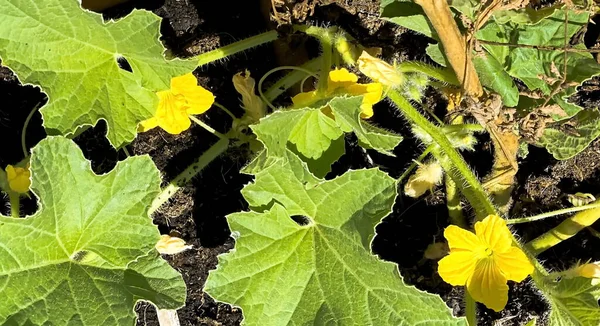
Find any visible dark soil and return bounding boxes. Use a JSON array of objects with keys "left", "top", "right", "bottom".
[{"left": 2, "top": 0, "right": 600, "bottom": 326}]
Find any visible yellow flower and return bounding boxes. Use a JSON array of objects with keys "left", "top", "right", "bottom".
[
  {"left": 291, "top": 68, "right": 383, "bottom": 119},
  {"left": 155, "top": 235, "right": 193, "bottom": 255},
  {"left": 357, "top": 51, "right": 404, "bottom": 87},
  {"left": 139, "top": 73, "right": 215, "bottom": 134},
  {"left": 5, "top": 164, "right": 31, "bottom": 194},
  {"left": 438, "top": 215, "right": 534, "bottom": 312}
]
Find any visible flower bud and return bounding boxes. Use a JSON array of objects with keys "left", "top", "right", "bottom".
[{"left": 404, "top": 161, "right": 444, "bottom": 198}]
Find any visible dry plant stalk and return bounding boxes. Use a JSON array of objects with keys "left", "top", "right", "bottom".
[{"left": 414, "top": 0, "right": 483, "bottom": 96}]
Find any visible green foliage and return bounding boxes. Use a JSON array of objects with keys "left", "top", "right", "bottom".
[
  {"left": 204, "top": 95, "right": 465, "bottom": 325},
  {"left": 0, "top": 137, "right": 185, "bottom": 325},
  {"left": 542, "top": 276, "right": 600, "bottom": 325},
  {"left": 538, "top": 110, "right": 600, "bottom": 160},
  {"left": 251, "top": 96, "right": 401, "bottom": 177},
  {"left": 0, "top": 0, "right": 196, "bottom": 148},
  {"left": 380, "top": 1, "right": 600, "bottom": 159}
]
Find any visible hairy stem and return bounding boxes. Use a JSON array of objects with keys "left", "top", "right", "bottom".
[
  {"left": 196, "top": 30, "right": 278, "bottom": 67},
  {"left": 388, "top": 89, "right": 495, "bottom": 218},
  {"left": 465, "top": 292, "right": 477, "bottom": 326},
  {"left": 525, "top": 200, "right": 600, "bottom": 256},
  {"left": 9, "top": 193, "right": 20, "bottom": 218},
  {"left": 149, "top": 138, "right": 230, "bottom": 215}
]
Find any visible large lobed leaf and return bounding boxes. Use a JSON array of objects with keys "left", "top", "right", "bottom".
[
  {"left": 0, "top": 137, "right": 185, "bottom": 325},
  {"left": 543, "top": 276, "right": 600, "bottom": 325},
  {"left": 0, "top": 0, "right": 197, "bottom": 147},
  {"left": 204, "top": 96, "right": 465, "bottom": 325}
]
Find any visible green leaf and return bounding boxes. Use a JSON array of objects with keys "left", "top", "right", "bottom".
[
  {"left": 426, "top": 43, "right": 448, "bottom": 67},
  {"left": 543, "top": 276, "right": 600, "bottom": 325},
  {"left": 493, "top": 4, "right": 560, "bottom": 25},
  {"left": 478, "top": 9, "right": 600, "bottom": 99},
  {"left": 0, "top": 0, "right": 196, "bottom": 147},
  {"left": 329, "top": 97, "right": 402, "bottom": 155},
  {"left": 538, "top": 110, "right": 600, "bottom": 160},
  {"left": 449, "top": 0, "right": 480, "bottom": 21},
  {"left": 473, "top": 51, "right": 519, "bottom": 107},
  {"left": 0, "top": 137, "right": 185, "bottom": 325},
  {"left": 251, "top": 96, "right": 402, "bottom": 178},
  {"left": 204, "top": 158, "right": 466, "bottom": 325},
  {"left": 380, "top": 0, "right": 436, "bottom": 38}
]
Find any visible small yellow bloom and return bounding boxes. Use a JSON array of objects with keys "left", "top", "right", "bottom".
[
  {"left": 438, "top": 215, "right": 534, "bottom": 312},
  {"left": 139, "top": 73, "right": 215, "bottom": 134},
  {"left": 404, "top": 161, "right": 443, "bottom": 198},
  {"left": 5, "top": 164, "right": 31, "bottom": 194},
  {"left": 567, "top": 262, "right": 600, "bottom": 279},
  {"left": 357, "top": 51, "right": 404, "bottom": 87},
  {"left": 292, "top": 68, "right": 382, "bottom": 119}
]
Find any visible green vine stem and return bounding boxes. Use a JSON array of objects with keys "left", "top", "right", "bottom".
[
  {"left": 258, "top": 65, "right": 319, "bottom": 111},
  {"left": 387, "top": 89, "right": 496, "bottom": 218},
  {"left": 387, "top": 88, "right": 549, "bottom": 280},
  {"left": 148, "top": 138, "right": 230, "bottom": 215},
  {"left": 525, "top": 200, "right": 600, "bottom": 256},
  {"left": 196, "top": 30, "right": 278, "bottom": 67},
  {"left": 21, "top": 101, "right": 42, "bottom": 158},
  {"left": 9, "top": 193, "right": 20, "bottom": 218},
  {"left": 300, "top": 26, "right": 333, "bottom": 93},
  {"left": 465, "top": 292, "right": 477, "bottom": 326},
  {"left": 507, "top": 202, "right": 600, "bottom": 224},
  {"left": 446, "top": 175, "right": 466, "bottom": 228}
]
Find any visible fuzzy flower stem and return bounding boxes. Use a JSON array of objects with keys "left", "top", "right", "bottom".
[
  {"left": 9, "top": 193, "right": 20, "bottom": 218},
  {"left": 388, "top": 89, "right": 496, "bottom": 218},
  {"left": 525, "top": 200, "right": 600, "bottom": 256},
  {"left": 189, "top": 115, "right": 228, "bottom": 140},
  {"left": 397, "top": 62, "right": 460, "bottom": 86},
  {"left": 196, "top": 30, "right": 278, "bottom": 67},
  {"left": 465, "top": 292, "right": 477, "bottom": 326},
  {"left": 214, "top": 102, "right": 237, "bottom": 120},
  {"left": 148, "top": 138, "right": 229, "bottom": 215}
]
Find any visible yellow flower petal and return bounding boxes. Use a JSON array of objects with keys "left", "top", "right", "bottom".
[
  {"left": 494, "top": 246, "right": 534, "bottom": 282},
  {"left": 327, "top": 68, "right": 358, "bottom": 93},
  {"left": 170, "top": 73, "right": 215, "bottom": 115},
  {"left": 6, "top": 164, "right": 31, "bottom": 194},
  {"left": 345, "top": 83, "right": 383, "bottom": 119},
  {"left": 467, "top": 259, "right": 509, "bottom": 312},
  {"left": 154, "top": 91, "right": 191, "bottom": 134},
  {"left": 357, "top": 51, "right": 404, "bottom": 87},
  {"left": 444, "top": 225, "right": 484, "bottom": 252},
  {"left": 438, "top": 251, "right": 478, "bottom": 286},
  {"left": 138, "top": 117, "right": 159, "bottom": 132},
  {"left": 474, "top": 215, "right": 512, "bottom": 252},
  {"left": 575, "top": 263, "right": 600, "bottom": 278},
  {"left": 292, "top": 91, "right": 319, "bottom": 107}
]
